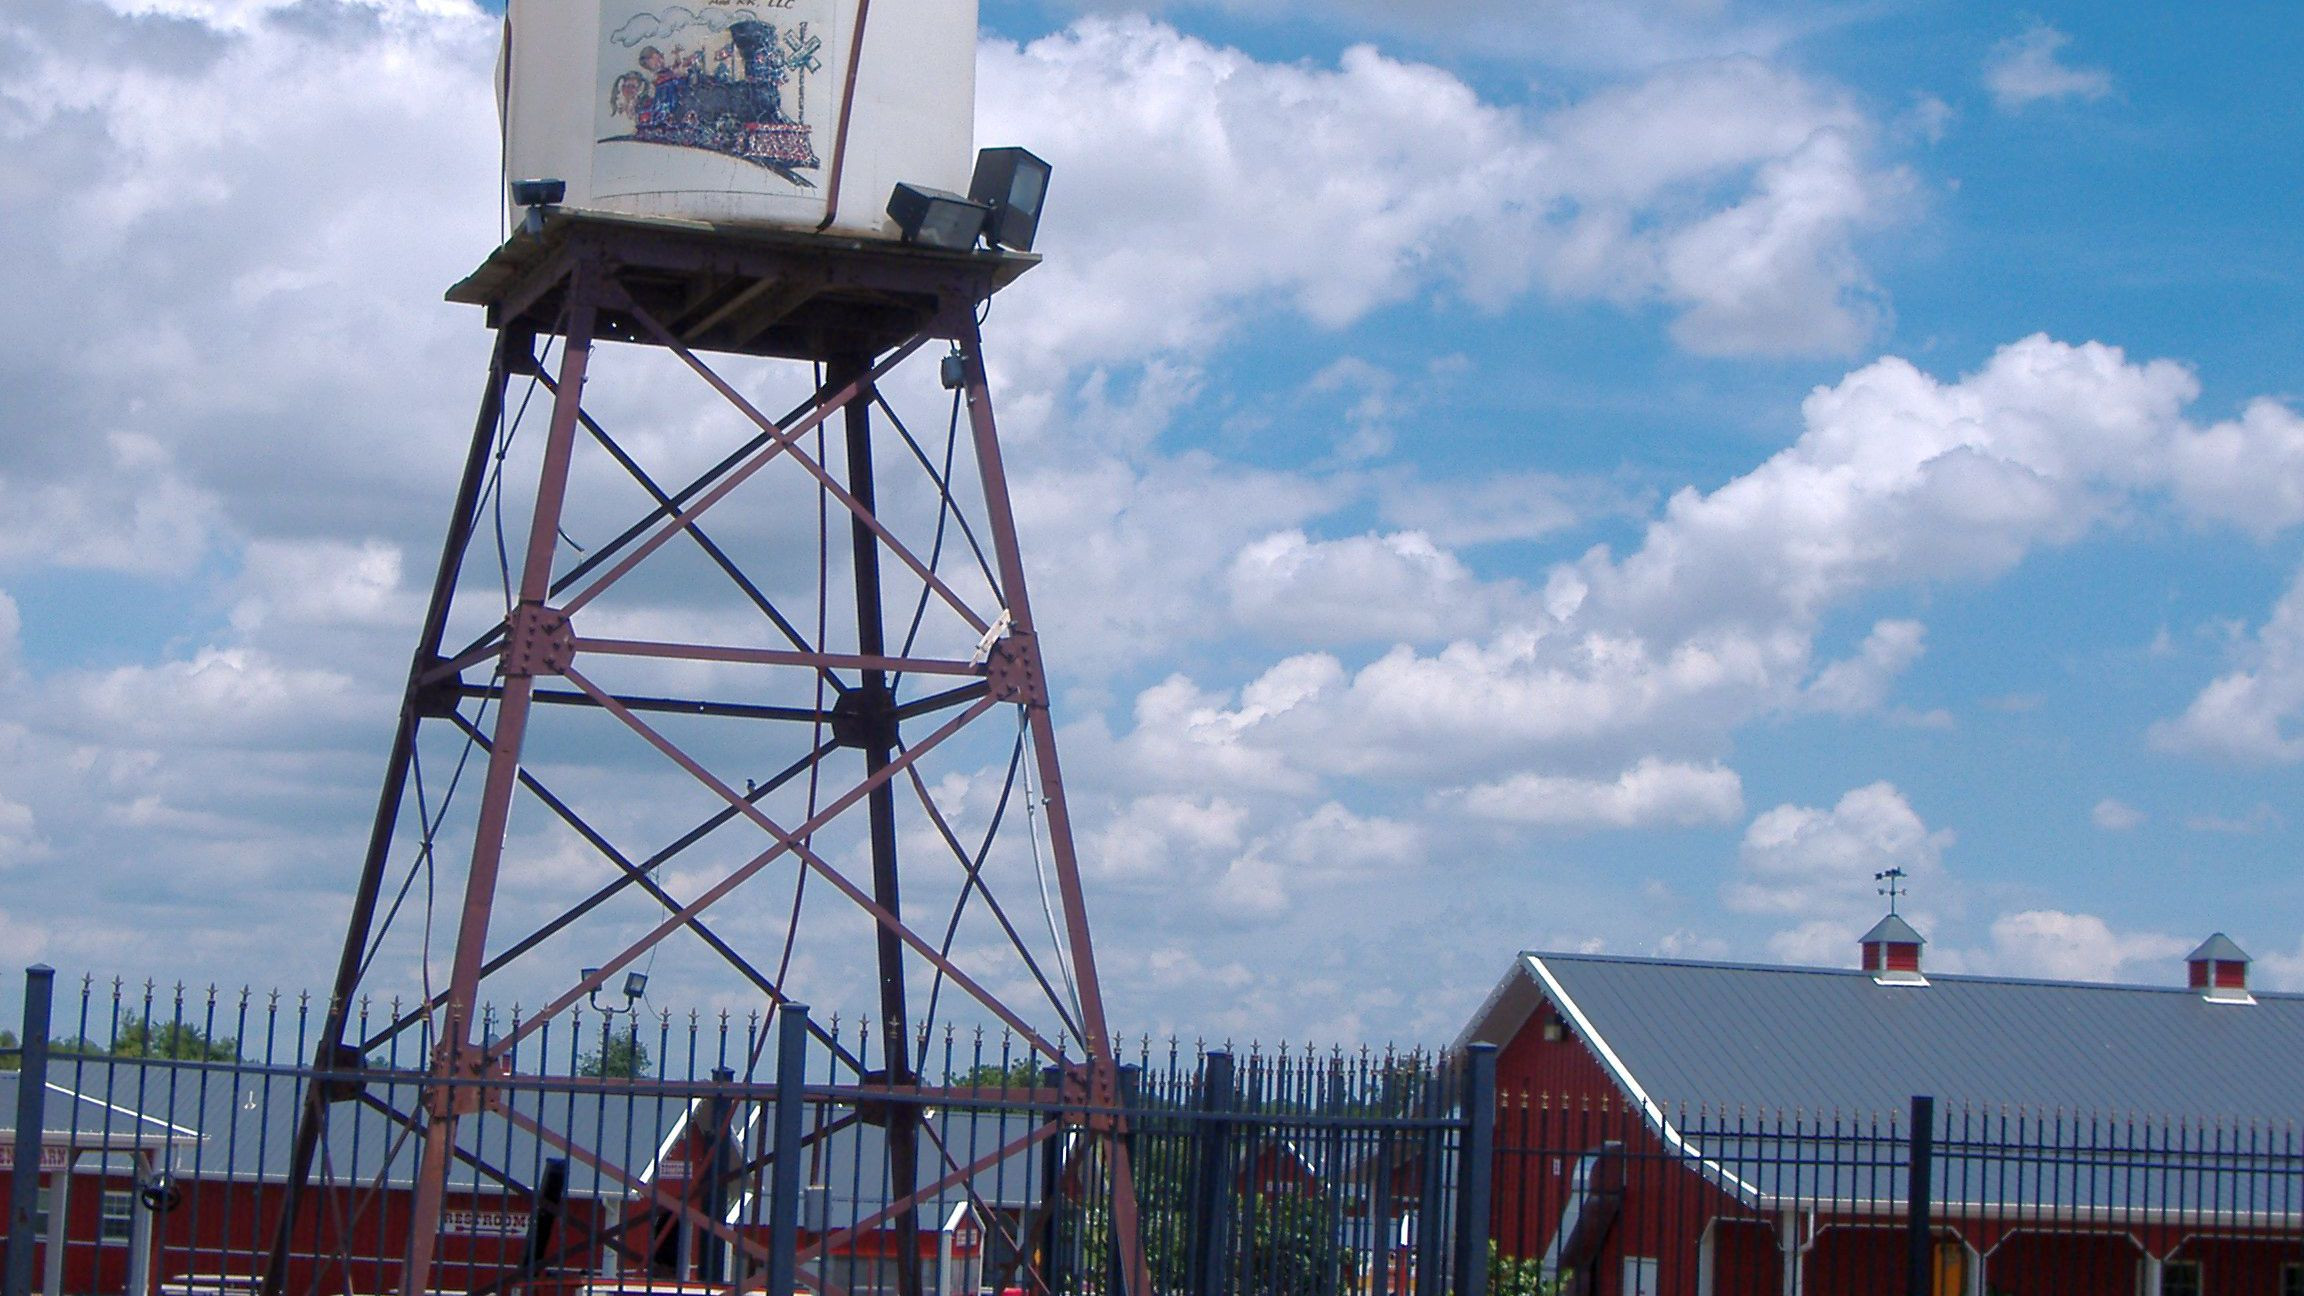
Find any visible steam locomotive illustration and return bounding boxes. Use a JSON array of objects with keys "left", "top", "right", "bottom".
[{"left": 604, "top": 18, "right": 823, "bottom": 179}]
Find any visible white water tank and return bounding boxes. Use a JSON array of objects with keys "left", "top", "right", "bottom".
[{"left": 500, "top": 0, "right": 978, "bottom": 239}]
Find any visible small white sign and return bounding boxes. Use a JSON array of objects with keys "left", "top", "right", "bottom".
[
  {"left": 440, "top": 1209, "right": 525, "bottom": 1236},
  {"left": 0, "top": 1144, "right": 72, "bottom": 1172}
]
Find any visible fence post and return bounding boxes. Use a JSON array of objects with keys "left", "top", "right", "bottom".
[
  {"left": 700, "top": 1066, "right": 736, "bottom": 1284},
  {"left": 5, "top": 966, "right": 55, "bottom": 1296},
  {"left": 1455, "top": 1044, "right": 1497, "bottom": 1296},
  {"left": 1373, "top": 1064, "right": 1398, "bottom": 1296},
  {"left": 766, "top": 1005, "right": 810, "bottom": 1296},
  {"left": 1906, "top": 1094, "right": 1935, "bottom": 1296},
  {"left": 1106, "top": 1064, "right": 1140, "bottom": 1296},
  {"left": 1188, "top": 1050, "right": 1235, "bottom": 1296},
  {"left": 1039, "top": 1065, "right": 1067, "bottom": 1296}
]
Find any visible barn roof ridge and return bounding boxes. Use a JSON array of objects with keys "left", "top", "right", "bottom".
[{"left": 1519, "top": 947, "right": 2304, "bottom": 1000}]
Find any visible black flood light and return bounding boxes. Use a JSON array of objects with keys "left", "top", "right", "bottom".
[
  {"left": 510, "top": 177, "right": 566, "bottom": 207},
  {"left": 582, "top": 966, "right": 648, "bottom": 1014},
  {"left": 887, "top": 182, "right": 990, "bottom": 250},
  {"left": 512, "top": 177, "right": 566, "bottom": 236},
  {"left": 968, "top": 147, "right": 1051, "bottom": 252}
]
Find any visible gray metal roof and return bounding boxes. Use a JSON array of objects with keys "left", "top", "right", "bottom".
[
  {"left": 2, "top": 1062, "right": 698, "bottom": 1198},
  {"left": 1857, "top": 913, "right": 1924, "bottom": 946},
  {"left": 1504, "top": 951, "right": 2304, "bottom": 1122},
  {"left": 2188, "top": 932, "right": 2250, "bottom": 964},
  {"left": 1, "top": 1063, "right": 1051, "bottom": 1221}
]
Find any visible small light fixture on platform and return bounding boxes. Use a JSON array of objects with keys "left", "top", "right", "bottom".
[
  {"left": 582, "top": 966, "right": 648, "bottom": 1016},
  {"left": 511, "top": 177, "right": 566, "bottom": 236},
  {"left": 887, "top": 183, "right": 991, "bottom": 250},
  {"left": 968, "top": 147, "right": 1051, "bottom": 252}
]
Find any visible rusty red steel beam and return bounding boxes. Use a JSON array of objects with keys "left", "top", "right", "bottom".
[
  {"left": 954, "top": 317, "right": 1149, "bottom": 1296},
  {"left": 572, "top": 638, "right": 980, "bottom": 678},
  {"left": 915, "top": 1120, "right": 1043, "bottom": 1295},
  {"left": 495, "top": 1102, "right": 781, "bottom": 1272},
  {"left": 797, "top": 1119, "right": 1065, "bottom": 1267},
  {"left": 403, "top": 266, "right": 602, "bottom": 1296},
  {"left": 616, "top": 297, "right": 993, "bottom": 636},
  {"left": 487, "top": 665, "right": 1065, "bottom": 1064},
  {"left": 900, "top": 757, "right": 1083, "bottom": 1041},
  {"left": 897, "top": 766, "right": 1081, "bottom": 1045},
  {"left": 555, "top": 327, "right": 931, "bottom": 619}
]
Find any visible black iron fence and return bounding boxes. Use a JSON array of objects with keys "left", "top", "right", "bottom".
[
  {"left": 1, "top": 969, "right": 1495, "bottom": 1296},
  {"left": 1493, "top": 1086, "right": 2304, "bottom": 1296}
]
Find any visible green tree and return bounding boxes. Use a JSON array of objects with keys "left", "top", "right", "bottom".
[
  {"left": 579, "top": 1032, "right": 653, "bottom": 1078},
  {"left": 952, "top": 1058, "right": 1044, "bottom": 1090},
  {"left": 1489, "top": 1242, "right": 1568, "bottom": 1296},
  {"left": 108, "top": 1014, "right": 239, "bottom": 1061},
  {"left": 2, "top": 1027, "right": 109, "bottom": 1067},
  {"left": 1079, "top": 1125, "right": 1358, "bottom": 1296}
]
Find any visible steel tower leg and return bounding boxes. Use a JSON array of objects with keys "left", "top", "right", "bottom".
[
  {"left": 954, "top": 319, "right": 1149, "bottom": 1296},
  {"left": 833, "top": 353, "right": 926, "bottom": 1296},
  {"left": 403, "top": 274, "right": 600, "bottom": 1296},
  {"left": 262, "top": 328, "right": 520, "bottom": 1296}
]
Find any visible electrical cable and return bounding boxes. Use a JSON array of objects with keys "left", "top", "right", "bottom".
[
  {"left": 745, "top": 362, "right": 834, "bottom": 1084},
  {"left": 359, "top": 333, "right": 549, "bottom": 1030},
  {"left": 1016, "top": 709, "right": 1082, "bottom": 1027}
]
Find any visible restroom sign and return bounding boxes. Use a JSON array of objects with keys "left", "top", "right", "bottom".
[{"left": 0, "top": 1143, "right": 74, "bottom": 1172}]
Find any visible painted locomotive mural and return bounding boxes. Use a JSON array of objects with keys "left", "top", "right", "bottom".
[{"left": 599, "top": 3, "right": 829, "bottom": 180}]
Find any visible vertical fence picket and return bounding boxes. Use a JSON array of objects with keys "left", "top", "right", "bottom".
[{"left": 4, "top": 966, "right": 54, "bottom": 1296}]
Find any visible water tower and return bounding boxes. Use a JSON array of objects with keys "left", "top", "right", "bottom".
[{"left": 263, "top": 3, "right": 1141, "bottom": 1292}]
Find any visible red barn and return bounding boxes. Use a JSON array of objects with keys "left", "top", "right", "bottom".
[{"left": 1456, "top": 918, "right": 2304, "bottom": 1296}]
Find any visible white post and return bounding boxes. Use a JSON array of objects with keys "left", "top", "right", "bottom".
[
  {"left": 127, "top": 1153, "right": 156, "bottom": 1296},
  {"left": 1695, "top": 1220, "right": 1716, "bottom": 1296},
  {"left": 2140, "top": 1253, "right": 2164, "bottom": 1296},
  {"left": 1777, "top": 1210, "right": 1804, "bottom": 1296},
  {"left": 43, "top": 1162, "right": 71, "bottom": 1296}
]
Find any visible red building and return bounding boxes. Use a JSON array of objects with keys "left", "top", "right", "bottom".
[
  {"left": 1, "top": 1063, "right": 999, "bottom": 1296},
  {"left": 1456, "top": 918, "right": 2304, "bottom": 1296}
]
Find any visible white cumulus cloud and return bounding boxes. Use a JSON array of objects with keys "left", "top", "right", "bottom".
[
  {"left": 1726, "top": 782, "right": 1952, "bottom": 963},
  {"left": 1449, "top": 757, "right": 1743, "bottom": 830},
  {"left": 1978, "top": 910, "right": 2185, "bottom": 983},
  {"left": 2151, "top": 565, "right": 2304, "bottom": 764},
  {"left": 2090, "top": 798, "right": 2145, "bottom": 831},
  {"left": 1226, "top": 529, "right": 1506, "bottom": 646},
  {"left": 1985, "top": 23, "right": 2113, "bottom": 112},
  {"left": 980, "top": 20, "right": 1909, "bottom": 365}
]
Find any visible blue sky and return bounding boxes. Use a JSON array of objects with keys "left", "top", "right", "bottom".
[{"left": 0, "top": 0, "right": 2299, "bottom": 1043}]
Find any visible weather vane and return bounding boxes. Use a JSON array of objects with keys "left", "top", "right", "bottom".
[{"left": 1876, "top": 866, "right": 1908, "bottom": 915}]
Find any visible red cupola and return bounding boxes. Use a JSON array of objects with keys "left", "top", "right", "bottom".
[
  {"left": 2186, "top": 933, "right": 2252, "bottom": 1004},
  {"left": 1859, "top": 912, "right": 1927, "bottom": 985}
]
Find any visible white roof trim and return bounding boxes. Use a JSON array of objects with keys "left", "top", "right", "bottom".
[
  {"left": 1522, "top": 954, "right": 1762, "bottom": 1207},
  {"left": 46, "top": 1078, "right": 203, "bottom": 1137}
]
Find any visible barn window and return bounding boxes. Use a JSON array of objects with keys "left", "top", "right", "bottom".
[
  {"left": 33, "top": 1185, "right": 50, "bottom": 1239},
  {"left": 101, "top": 1190, "right": 135, "bottom": 1244},
  {"left": 2162, "top": 1258, "right": 2202, "bottom": 1296},
  {"left": 2281, "top": 1261, "right": 2303, "bottom": 1296}
]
